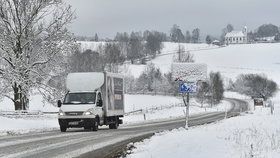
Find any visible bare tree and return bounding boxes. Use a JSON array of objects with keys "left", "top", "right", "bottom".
[
  {"left": 235, "top": 74, "right": 278, "bottom": 100},
  {"left": 0, "top": 0, "right": 76, "bottom": 110},
  {"left": 102, "top": 43, "right": 125, "bottom": 73},
  {"left": 173, "top": 45, "right": 194, "bottom": 63}
]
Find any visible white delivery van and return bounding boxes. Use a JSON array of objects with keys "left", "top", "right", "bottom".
[{"left": 57, "top": 72, "right": 124, "bottom": 132}]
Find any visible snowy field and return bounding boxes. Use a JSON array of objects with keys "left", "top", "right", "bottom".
[
  {"left": 124, "top": 42, "right": 219, "bottom": 77},
  {"left": 127, "top": 42, "right": 280, "bottom": 158}
]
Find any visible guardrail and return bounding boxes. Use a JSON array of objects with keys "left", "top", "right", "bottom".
[
  {"left": 0, "top": 103, "right": 185, "bottom": 117},
  {"left": 125, "top": 103, "right": 185, "bottom": 116},
  {"left": 0, "top": 110, "right": 43, "bottom": 117}
]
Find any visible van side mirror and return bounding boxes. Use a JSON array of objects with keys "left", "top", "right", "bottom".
[
  {"left": 97, "top": 100, "right": 103, "bottom": 107},
  {"left": 57, "top": 100, "right": 62, "bottom": 107}
]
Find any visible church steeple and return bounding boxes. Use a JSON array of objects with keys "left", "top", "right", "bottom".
[{"left": 243, "top": 26, "right": 248, "bottom": 35}]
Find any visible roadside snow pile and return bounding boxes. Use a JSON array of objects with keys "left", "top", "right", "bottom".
[
  {"left": 0, "top": 115, "right": 58, "bottom": 136},
  {"left": 128, "top": 94, "right": 280, "bottom": 158}
]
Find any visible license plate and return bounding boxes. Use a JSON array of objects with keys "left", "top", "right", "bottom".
[{"left": 69, "top": 122, "right": 79, "bottom": 125}]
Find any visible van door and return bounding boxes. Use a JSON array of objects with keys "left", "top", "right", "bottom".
[{"left": 96, "top": 92, "right": 104, "bottom": 124}]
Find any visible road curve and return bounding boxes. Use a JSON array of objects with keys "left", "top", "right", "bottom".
[{"left": 0, "top": 98, "right": 248, "bottom": 158}]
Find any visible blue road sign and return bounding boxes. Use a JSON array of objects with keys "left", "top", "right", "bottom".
[{"left": 180, "top": 82, "right": 197, "bottom": 93}]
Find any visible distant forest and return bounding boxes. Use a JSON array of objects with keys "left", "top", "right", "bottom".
[{"left": 76, "top": 23, "right": 280, "bottom": 44}]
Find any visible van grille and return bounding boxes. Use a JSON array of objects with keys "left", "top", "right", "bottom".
[{"left": 65, "top": 112, "right": 83, "bottom": 116}]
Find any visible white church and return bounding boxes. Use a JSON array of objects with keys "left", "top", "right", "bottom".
[{"left": 225, "top": 26, "right": 248, "bottom": 44}]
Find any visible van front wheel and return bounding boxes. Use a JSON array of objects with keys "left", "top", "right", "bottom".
[
  {"left": 92, "top": 120, "right": 98, "bottom": 131},
  {"left": 109, "top": 121, "right": 119, "bottom": 129},
  {"left": 60, "top": 126, "right": 67, "bottom": 132}
]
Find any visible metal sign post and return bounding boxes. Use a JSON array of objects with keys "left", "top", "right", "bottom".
[
  {"left": 182, "top": 92, "right": 190, "bottom": 129},
  {"left": 180, "top": 82, "right": 196, "bottom": 129},
  {"left": 172, "top": 62, "right": 207, "bottom": 130}
]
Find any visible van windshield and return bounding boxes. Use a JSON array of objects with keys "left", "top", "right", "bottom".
[{"left": 63, "top": 92, "right": 96, "bottom": 104}]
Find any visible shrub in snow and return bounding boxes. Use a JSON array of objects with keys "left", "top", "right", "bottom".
[{"left": 234, "top": 74, "right": 278, "bottom": 100}]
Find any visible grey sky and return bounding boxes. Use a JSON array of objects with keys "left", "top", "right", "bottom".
[{"left": 67, "top": 0, "right": 280, "bottom": 38}]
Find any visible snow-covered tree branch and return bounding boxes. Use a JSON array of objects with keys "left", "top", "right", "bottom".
[{"left": 0, "top": 0, "right": 76, "bottom": 110}]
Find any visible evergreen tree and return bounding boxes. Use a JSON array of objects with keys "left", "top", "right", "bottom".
[
  {"left": 257, "top": 24, "right": 279, "bottom": 37},
  {"left": 209, "top": 72, "right": 224, "bottom": 105},
  {"left": 206, "top": 35, "right": 212, "bottom": 44},
  {"left": 196, "top": 81, "right": 210, "bottom": 107},
  {"left": 274, "top": 33, "right": 280, "bottom": 42},
  {"left": 127, "top": 32, "right": 144, "bottom": 63},
  {"left": 185, "top": 31, "right": 191, "bottom": 43},
  {"left": 146, "top": 31, "right": 163, "bottom": 57},
  {"left": 94, "top": 33, "right": 99, "bottom": 42},
  {"left": 192, "top": 28, "right": 200, "bottom": 43},
  {"left": 170, "top": 24, "right": 185, "bottom": 42}
]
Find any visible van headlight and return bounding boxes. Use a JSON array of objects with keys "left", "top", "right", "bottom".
[
  {"left": 83, "top": 109, "right": 93, "bottom": 115},
  {"left": 58, "top": 110, "right": 65, "bottom": 116}
]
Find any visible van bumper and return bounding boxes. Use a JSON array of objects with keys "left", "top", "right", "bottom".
[{"left": 58, "top": 118, "right": 96, "bottom": 128}]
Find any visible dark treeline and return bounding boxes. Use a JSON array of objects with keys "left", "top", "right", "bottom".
[{"left": 76, "top": 23, "right": 280, "bottom": 44}]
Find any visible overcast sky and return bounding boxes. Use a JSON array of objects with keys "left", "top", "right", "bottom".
[{"left": 67, "top": 0, "right": 280, "bottom": 38}]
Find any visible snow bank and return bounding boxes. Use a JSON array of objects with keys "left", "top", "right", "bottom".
[
  {"left": 128, "top": 92, "right": 280, "bottom": 158},
  {"left": 0, "top": 115, "right": 58, "bottom": 136}
]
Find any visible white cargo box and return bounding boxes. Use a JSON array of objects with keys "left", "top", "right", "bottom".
[{"left": 66, "top": 72, "right": 104, "bottom": 92}]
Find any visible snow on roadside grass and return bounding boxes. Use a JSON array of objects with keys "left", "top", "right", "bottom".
[
  {"left": 124, "top": 94, "right": 182, "bottom": 112},
  {"left": 128, "top": 97, "right": 280, "bottom": 158},
  {"left": 0, "top": 115, "right": 58, "bottom": 136},
  {"left": 124, "top": 95, "right": 232, "bottom": 124}
]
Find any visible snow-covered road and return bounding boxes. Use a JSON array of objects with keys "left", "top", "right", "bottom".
[{"left": 0, "top": 98, "right": 247, "bottom": 158}]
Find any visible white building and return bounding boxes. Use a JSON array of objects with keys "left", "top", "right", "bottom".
[{"left": 225, "top": 26, "right": 248, "bottom": 44}]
